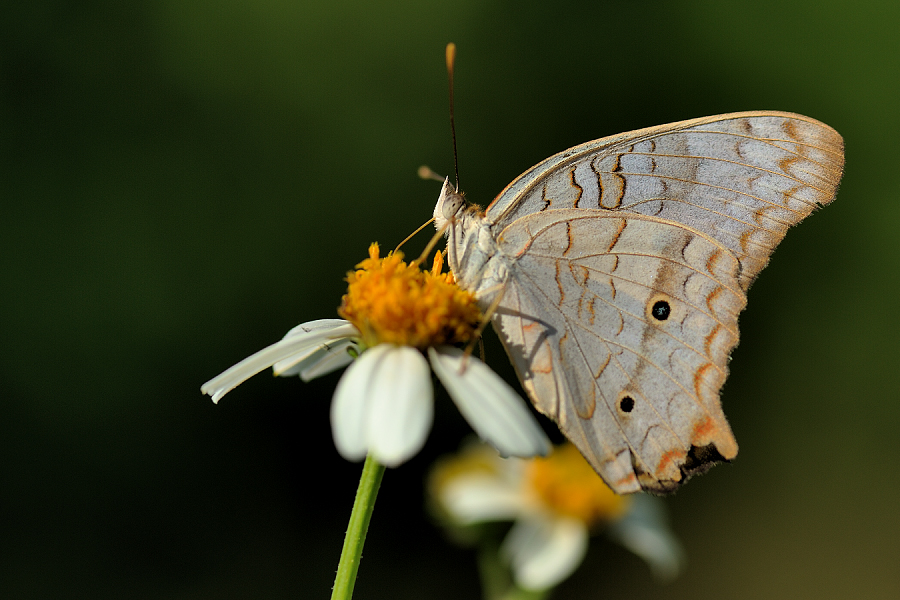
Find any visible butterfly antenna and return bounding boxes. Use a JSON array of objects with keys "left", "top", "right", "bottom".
[
  {"left": 415, "top": 220, "right": 449, "bottom": 265},
  {"left": 394, "top": 216, "right": 436, "bottom": 254},
  {"left": 417, "top": 165, "right": 446, "bottom": 182},
  {"left": 446, "top": 43, "right": 461, "bottom": 192}
]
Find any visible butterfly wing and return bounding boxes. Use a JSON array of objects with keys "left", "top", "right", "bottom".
[
  {"left": 493, "top": 211, "right": 744, "bottom": 493},
  {"left": 487, "top": 112, "right": 844, "bottom": 290},
  {"left": 485, "top": 112, "right": 843, "bottom": 493}
]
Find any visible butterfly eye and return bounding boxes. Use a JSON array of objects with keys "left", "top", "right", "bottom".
[
  {"left": 619, "top": 395, "right": 635, "bottom": 413},
  {"left": 442, "top": 192, "right": 466, "bottom": 220},
  {"left": 651, "top": 300, "right": 671, "bottom": 321}
]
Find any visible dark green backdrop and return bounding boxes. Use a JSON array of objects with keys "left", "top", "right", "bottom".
[{"left": 2, "top": 1, "right": 897, "bottom": 598}]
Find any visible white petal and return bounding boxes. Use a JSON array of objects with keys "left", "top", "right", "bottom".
[
  {"left": 607, "top": 494, "right": 685, "bottom": 581},
  {"left": 282, "top": 318, "right": 353, "bottom": 340},
  {"left": 502, "top": 515, "right": 588, "bottom": 590},
  {"left": 429, "top": 347, "right": 550, "bottom": 458},
  {"left": 330, "top": 344, "right": 393, "bottom": 462},
  {"left": 200, "top": 320, "right": 358, "bottom": 403},
  {"left": 273, "top": 320, "right": 357, "bottom": 375},
  {"left": 299, "top": 341, "right": 356, "bottom": 381},
  {"left": 366, "top": 346, "right": 433, "bottom": 467},
  {"left": 274, "top": 338, "right": 356, "bottom": 380},
  {"left": 438, "top": 473, "right": 526, "bottom": 524}
]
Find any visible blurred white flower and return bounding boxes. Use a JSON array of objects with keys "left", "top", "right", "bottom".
[
  {"left": 429, "top": 442, "right": 685, "bottom": 590},
  {"left": 201, "top": 244, "right": 550, "bottom": 467}
]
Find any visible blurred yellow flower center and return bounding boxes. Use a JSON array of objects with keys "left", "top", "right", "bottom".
[
  {"left": 527, "top": 444, "right": 630, "bottom": 528},
  {"left": 339, "top": 243, "right": 481, "bottom": 349},
  {"left": 427, "top": 443, "right": 500, "bottom": 500}
]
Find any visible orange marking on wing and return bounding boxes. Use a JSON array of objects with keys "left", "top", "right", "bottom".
[
  {"left": 705, "top": 286, "right": 722, "bottom": 315},
  {"left": 705, "top": 249, "right": 721, "bottom": 275},
  {"left": 752, "top": 206, "right": 765, "bottom": 226},
  {"left": 513, "top": 237, "right": 533, "bottom": 258},
  {"left": 778, "top": 154, "right": 801, "bottom": 177},
  {"left": 568, "top": 168, "right": 583, "bottom": 207},
  {"left": 611, "top": 170, "right": 627, "bottom": 208},
  {"left": 739, "top": 229, "right": 753, "bottom": 254},
  {"left": 607, "top": 219, "right": 627, "bottom": 252},
  {"left": 690, "top": 415, "right": 717, "bottom": 446},
  {"left": 573, "top": 266, "right": 588, "bottom": 321},
  {"left": 555, "top": 261, "right": 565, "bottom": 303},
  {"left": 693, "top": 363, "right": 714, "bottom": 400},
  {"left": 704, "top": 323, "right": 722, "bottom": 358},
  {"left": 591, "top": 160, "right": 606, "bottom": 208},
  {"left": 782, "top": 184, "right": 803, "bottom": 207},
  {"left": 752, "top": 203, "right": 790, "bottom": 228},
  {"left": 593, "top": 353, "right": 611, "bottom": 379},
  {"left": 783, "top": 119, "right": 799, "bottom": 141},
  {"left": 563, "top": 222, "right": 573, "bottom": 256},
  {"left": 656, "top": 448, "right": 687, "bottom": 476},
  {"left": 615, "top": 472, "right": 638, "bottom": 488}
]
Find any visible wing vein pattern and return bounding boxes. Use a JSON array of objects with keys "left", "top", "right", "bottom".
[{"left": 452, "top": 111, "right": 843, "bottom": 493}]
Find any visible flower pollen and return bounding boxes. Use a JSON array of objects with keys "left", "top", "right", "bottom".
[
  {"left": 339, "top": 243, "right": 482, "bottom": 349},
  {"left": 527, "top": 444, "right": 630, "bottom": 528}
]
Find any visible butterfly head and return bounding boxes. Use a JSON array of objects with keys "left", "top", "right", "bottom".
[{"left": 433, "top": 177, "right": 467, "bottom": 232}]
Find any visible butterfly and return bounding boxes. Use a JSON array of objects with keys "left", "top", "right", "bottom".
[{"left": 433, "top": 112, "right": 844, "bottom": 494}]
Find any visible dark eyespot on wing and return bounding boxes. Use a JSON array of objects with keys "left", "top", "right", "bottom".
[{"left": 651, "top": 300, "right": 671, "bottom": 321}]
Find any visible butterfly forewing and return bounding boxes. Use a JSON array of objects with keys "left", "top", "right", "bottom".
[{"left": 487, "top": 112, "right": 845, "bottom": 290}]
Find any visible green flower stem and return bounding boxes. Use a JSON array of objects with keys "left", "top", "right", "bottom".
[{"left": 331, "top": 454, "right": 386, "bottom": 600}]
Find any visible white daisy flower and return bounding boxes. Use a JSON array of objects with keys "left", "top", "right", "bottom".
[
  {"left": 201, "top": 243, "right": 551, "bottom": 467},
  {"left": 429, "top": 442, "right": 685, "bottom": 590}
]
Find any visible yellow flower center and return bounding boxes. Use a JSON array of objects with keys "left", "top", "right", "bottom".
[
  {"left": 339, "top": 243, "right": 482, "bottom": 349},
  {"left": 526, "top": 444, "right": 630, "bottom": 528}
]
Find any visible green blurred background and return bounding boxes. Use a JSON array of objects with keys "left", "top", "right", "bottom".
[{"left": 2, "top": 1, "right": 897, "bottom": 598}]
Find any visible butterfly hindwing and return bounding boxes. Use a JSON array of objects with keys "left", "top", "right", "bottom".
[{"left": 493, "top": 210, "right": 743, "bottom": 492}]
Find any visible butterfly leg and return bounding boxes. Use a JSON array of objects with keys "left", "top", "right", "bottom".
[{"left": 458, "top": 283, "right": 507, "bottom": 374}]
